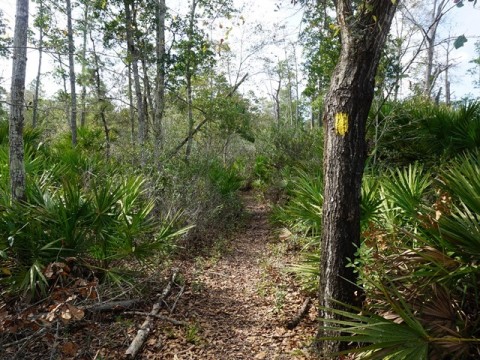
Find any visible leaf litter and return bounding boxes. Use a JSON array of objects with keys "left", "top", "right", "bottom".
[{"left": 0, "top": 192, "right": 317, "bottom": 359}]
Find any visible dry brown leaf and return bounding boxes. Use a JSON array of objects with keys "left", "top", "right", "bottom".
[
  {"left": 60, "top": 308, "right": 72, "bottom": 321},
  {"left": 254, "top": 351, "right": 268, "bottom": 359},
  {"left": 66, "top": 303, "right": 84, "bottom": 321},
  {"left": 60, "top": 341, "right": 78, "bottom": 356},
  {"left": 278, "top": 228, "right": 292, "bottom": 241},
  {"left": 44, "top": 262, "right": 71, "bottom": 279}
]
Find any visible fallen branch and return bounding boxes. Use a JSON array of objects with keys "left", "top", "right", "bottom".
[
  {"left": 4, "top": 327, "right": 48, "bottom": 348},
  {"left": 123, "top": 311, "right": 187, "bottom": 326},
  {"left": 285, "top": 297, "right": 312, "bottom": 330},
  {"left": 125, "top": 268, "right": 179, "bottom": 359},
  {"left": 84, "top": 299, "right": 144, "bottom": 313}
]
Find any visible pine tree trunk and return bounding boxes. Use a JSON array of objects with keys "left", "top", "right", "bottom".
[
  {"left": 90, "top": 30, "right": 110, "bottom": 158},
  {"left": 154, "top": 0, "right": 166, "bottom": 166},
  {"left": 141, "top": 55, "right": 153, "bottom": 140},
  {"left": 185, "top": 71, "right": 194, "bottom": 162},
  {"left": 80, "top": 2, "right": 88, "bottom": 127},
  {"left": 184, "top": 0, "right": 198, "bottom": 163},
  {"left": 317, "top": 0, "right": 397, "bottom": 355},
  {"left": 66, "top": 0, "right": 77, "bottom": 146},
  {"left": 274, "top": 78, "right": 281, "bottom": 126},
  {"left": 124, "top": 0, "right": 145, "bottom": 164},
  {"left": 32, "top": 0, "right": 43, "bottom": 128},
  {"left": 9, "top": 0, "right": 29, "bottom": 201},
  {"left": 128, "top": 63, "right": 135, "bottom": 146}
]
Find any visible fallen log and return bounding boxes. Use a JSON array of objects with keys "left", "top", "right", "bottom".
[
  {"left": 125, "top": 268, "right": 179, "bottom": 359},
  {"left": 285, "top": 297, "right": 311, "bottom": 330}
]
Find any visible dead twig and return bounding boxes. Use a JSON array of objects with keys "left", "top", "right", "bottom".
[
  {"left": 170, "top": 284, "right": 185, "bottom": 314},
  {"left": 175, "top": 344, "right": 195, "bottom": 356},
  {"left": 4, "top": 327, "right": 48, "bottom": 348},
  {"left": 49, "top": 320, "right": 60, "bottom": 360},
  {"left": 125, "top": 268, "right": 179, "bottom": 359}
]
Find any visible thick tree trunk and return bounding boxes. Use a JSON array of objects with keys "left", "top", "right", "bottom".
[
  {"left": 154, "top": 0, "right": 166, "bottom": 166},
  {"left": 9, "top": 0, "right": 29, "bottom": 202},
  {"left": 66, "top": 0, "right": 77, "bottom": 146},
  {"left": 317, "top": 0, "right": 397, "bottom": 355}
]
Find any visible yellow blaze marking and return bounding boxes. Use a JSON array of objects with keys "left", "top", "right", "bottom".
[{"left": 334, "top": 112, "right": 349, "bottom": 136}]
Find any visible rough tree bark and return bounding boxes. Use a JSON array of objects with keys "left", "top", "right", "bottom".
[
  {"left": 317, "top": 0, "right": 398, "bottom": 355},
  {"left": 66, "top": 0, "right": 77, "bottom": 146},
  {"left": 9, "top": 0, "right": 29, "bottom": 201}
]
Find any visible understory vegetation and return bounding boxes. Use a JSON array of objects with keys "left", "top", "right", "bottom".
[
  {"left": 0, "top": 115, "right": 249, "bottom": 299},
  {"left": 1, "top": 95, "right": 480, "bottom": 359},
  {"left": 272, "top": 101, "right": 480, "bottom": 359},
  {"left": 3, "top": 0, "right": 480, "bottom": 358},
  {"left": 2, "top": 92, "right": 480, "bottom": 359}
]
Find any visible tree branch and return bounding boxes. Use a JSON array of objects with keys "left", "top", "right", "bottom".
[{"left": 168, "top": 73, "right": 248, "bottom": 158}]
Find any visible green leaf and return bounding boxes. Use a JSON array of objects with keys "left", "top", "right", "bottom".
[
  {"left": 318, "top": 298, "right": 429, "bottom": 359},
  {"left": 454, "top": 35, "right": 468, "bottom": 49}
]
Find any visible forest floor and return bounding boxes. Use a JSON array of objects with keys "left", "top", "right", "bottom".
[
  {"left": 1, "top": 192, "right": 318, "bottom": 359},
  {"left": 157, "top": 192, "right": 318, "bottom": 359}
]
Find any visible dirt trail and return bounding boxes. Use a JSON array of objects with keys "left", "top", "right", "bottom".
[{"left": 157, "top": 193, "right": 317, "bottom": 359}]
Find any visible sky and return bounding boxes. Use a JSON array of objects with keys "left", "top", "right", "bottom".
[
  {"left": 0, "top": 0, "right": 479, "bottom": 101},
  {"left": 434, "top": 3, "right": 480, "bottom": 99}
]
